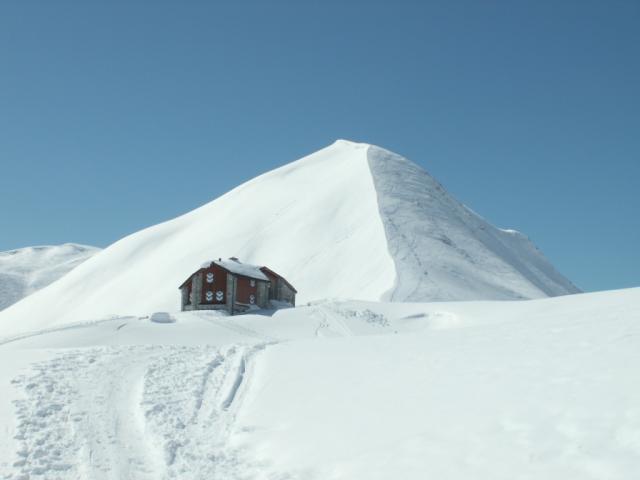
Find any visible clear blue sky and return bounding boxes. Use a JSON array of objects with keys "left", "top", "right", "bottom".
[{"left": 1, "top": 1, "right": 638, "bottom": 292}]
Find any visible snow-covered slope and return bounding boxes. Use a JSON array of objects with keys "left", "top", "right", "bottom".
[
  {"left": 368, "top": 147, "right": 579, "bottom": 301},
  {"left": 0, "top": 288, "right": 638, "bottom": 479},
  {"left": 0, "top": 140, "right": 578, "bottom": 334},
  {"left": 0, "top": 244, "right": 99, "bottom": 311}
]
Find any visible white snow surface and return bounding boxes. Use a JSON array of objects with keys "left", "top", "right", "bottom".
[
  {"left": 205, "top": 259, "right": 270, "bottom": 282},
  {"left": 0, "top": 140, "right": 577, "bottom": 334},
  {"left": 0, "top": 244, "right": 99, "bottom": 311},
  {"left": 0, "top": 287, "right": 638, "bottom": 479}
]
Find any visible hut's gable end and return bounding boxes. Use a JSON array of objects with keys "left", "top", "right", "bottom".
[
  {"left": 200, "top": 264, "right": 228, "bottom": 305},
  {"left": 260, "top": 267, "right": 297, "bottom": 306},
  {"left": 179, "top": 264, "right": 229, "bottom": 311}
]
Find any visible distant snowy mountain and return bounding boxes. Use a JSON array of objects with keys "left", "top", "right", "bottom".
[
  {"left": 0, "top": 244, "right": 99, "bottom": 311},
  {"left": 0, "top": 140, "right": 578, "bottom": 334}
]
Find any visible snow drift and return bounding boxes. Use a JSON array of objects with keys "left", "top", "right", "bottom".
[
  {"left": 0, "top": 244, "right": 99, "bottom": 311},
  {"left": 0, "top": 140, "right": 578, "bottom": 334}
]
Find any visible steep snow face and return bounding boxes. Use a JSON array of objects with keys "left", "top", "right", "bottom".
[
  {"left": 0, "top": 140, "right": 578, "bottom": 335},
  {"left": 0, "top": 244, "right": 99, "bottom": 311},
  {"left": 367, "top": 145, "right": 580, "bottom": 301}
]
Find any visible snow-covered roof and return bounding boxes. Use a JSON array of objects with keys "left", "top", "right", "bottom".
[{"left": 201, "top": 258, "right": 269, "bottom": 281}]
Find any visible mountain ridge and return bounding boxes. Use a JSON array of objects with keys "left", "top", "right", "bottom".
[{"left": 366, "top": 142, "right": 578, "bottom": 301}]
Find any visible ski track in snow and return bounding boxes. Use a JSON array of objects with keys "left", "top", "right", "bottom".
[
  {"left": 312, "top": 305, "right": 353, "bottom": 338},
  {"left": 2, "top": 343, "right": 286, "bottom": 480}
]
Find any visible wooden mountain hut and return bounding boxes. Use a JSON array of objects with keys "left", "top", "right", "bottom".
[{"left": 178, "top": 257, "right": 296, "bottom": 315}]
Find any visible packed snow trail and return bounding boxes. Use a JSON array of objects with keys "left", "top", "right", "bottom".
[
  {"left": 141, "top": 344, "right": 273, "bottom": 479},
  {"left": 3, "top": 343, "right": 278, "bottom": 480}
]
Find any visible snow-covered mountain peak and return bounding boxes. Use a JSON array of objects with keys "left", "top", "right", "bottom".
[
  {"left": 0, "top": 243, "right": 100, "bottom": 311},
  {"left": 331, "top": 138, "right": 370, "bottom": 148},
  {"left": 0, "top": 141, "right": 578, "bottom": 334}
]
